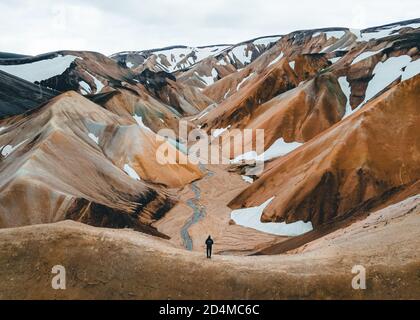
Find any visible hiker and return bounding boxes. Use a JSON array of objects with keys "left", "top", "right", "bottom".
[{"left": 205, "top": 235, "right": 214, "bottom": 259}]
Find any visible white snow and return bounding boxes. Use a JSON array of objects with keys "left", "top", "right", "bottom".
[
  {"left": 289, "top": 61, "right": 295, "bottom": 70},
  {"left": 401, "top": 58, "right": 420, "bottom": 81},
  {"left": 350, "top": 29, "right": 364, "bottom": 42},
  {"left": 217, "top": 58, "right": 228, "bottom": 66},
  {"left": 236, "top": 72, "right": 255, "bottom": 91},
  {"left": 340, "top": 55, "right": 420, "bottom": 113},
  {"left": 86, "top": 71, "right": 104, "bottom": 93},
  {"left": 338, "top": 77, "right": 353, "bottom": 117},
  {"left": 123, "top": 164, "right": 141, "bottom": 181},
  {"left": 241, "top": 175, "right": 254, "bottom": 184},
  {"left": 195, "top": 68, "right": 218, "bottom": 86},
  {"left": 329, "top": 57, "right": 342, "bottom": 64},
  {"left": 324, "top": 30, "right": 346, "bottom": 40},
  {"left": 1, "top": 139, "right": 27, "bottom": 158},
  {"left": 360, "top": 22, "right": 420, "bottom": 41},
  {"left": 223, "top": 88, "right": 231, "bottom": 99},
  {"left": 0, "top": 126, "right": 7, "bottom": 133},
  {"left": 229, "top": 45, "right": 252, "bottom": 65},
  {"left": 268, "top": 52, "right": 284, "bottom": 67},
  {"left": 133, "top": 114, "right": 153, "bottom": 133},
  {"left": 126, "top": 61, "right": 134, "bottom": 68},
  {"left": 231, "top": 197, "right": 313, "bottom": 236},
  {"left": 351, "top": 49, "right": 383, "bottom": 65},
  {"left": 253, "top": 36, "right": 281, "bottom": 47},
  {"left": 88, "top": 133, "right": 99, "bottom": 144},
  {"left": 79, "top": 81, "right": 91, "bottom": 95},
  {"left": 262, "top": 138, "right": 302, "bottom": 160},
  {"left": 197, "top": 111, "right": 209, "bottom": 120},
  {"left": 212, "top": 126, "right": 231, "bottom": 138},
  {"left": 232, "top": 138, "right": 302, "bottom": 163},
  {"left": 148, "top": 45, "right": 230, "bottom": 72},
  {"left": 166, "top": 137, "right": 188, "bottom": 154},
  {"left": 0, "top": 54, "right": 80, "bottom": 83},
  {"left": 312, "top": 30, "right": 345, "bottom": 40},
  {"left": 363, "top": 55, "right": 412, "bottom": 104}
]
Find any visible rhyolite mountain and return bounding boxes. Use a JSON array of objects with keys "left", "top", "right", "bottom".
[{"left": 0, "top": 18, "right": 419, "bottom": 299}]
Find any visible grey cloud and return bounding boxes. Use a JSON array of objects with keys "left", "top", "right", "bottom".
[{"left": 0, "top": 0, "right": 418, "bottom": 56}]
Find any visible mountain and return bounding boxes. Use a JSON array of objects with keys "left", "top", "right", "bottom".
[
  {"left": 0, "top": 17, "right": 419, "bottom": 299},
  {"left": 229, "top": 75, "right": 420, "bottom": 227},
  {"left": 0, "top": 70, "right": 59, "bottom": 118},
  {"left": 109, "top": 35, "right": 281, "bottom": 75},
  {"left": 0, "top": 91, "right": 202, "bottom": 235},
  {"left": 0, "top": 51, "right": 133, "bottom": 95}
]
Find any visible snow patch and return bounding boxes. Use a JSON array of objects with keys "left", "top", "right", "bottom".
[
  {"left": 223, "top": 88, "right": 231, "bottom": 99},
  {"left": 133, "top": 114, "right": 153, "bottom": 133},
  {"left": 361, "top": 22, "right": 420, "bottom": 41},
  {"left": 363, "top": 55, "right": 412, "bottom": 104},
  {"left": 0, "top": 54, "right": 80, "bottom": 83},
  {"left": 232, "top": 138, "right": 302, "bottom": 163},
  {"left": 1, "top": 139, "right": 27, "bottom": 158},
  {"left": 252, "top": 36, "right": 281, "bottom": 46},
  {"left": 123, "top": 164, "right": 141, "bottom": 181},
  {"left": 88, "top": 133, "right": 99, "bottom": 144},
  {"left": 324, "top": 30, "right": 346, "bottom": 40},
  {"left": 231, "top": 197, "right": 313, "bottom": 236},
  {"left": 268, "top": 52, "right": 284, "bottom": 67},
  {"left": 86, "top": 71, "right": 104, "bottom": 93},
  {"left": 229, "top": 45, "right": 252, "bottom": 65},
  {"left": 351, "top": 49, "right": 383, "bottom": 65},
  {"left": 401, "top": 58, "right": 420, "bottom": 81},
  {"left": 212, "top": 126, "right": 230, "bottom": 138},
  {"left": 329, "top": 57, "right": 342, "bottom": 64},
  {"left": 79, "top": 81, "right": 91, "bottom": 95},
  {"left": 217, "top": 58, "right": 228, "bottom": 66},
  {"left": 289, "top": 61, "right": 295, "bottom": 70},
  {"left": 338, "top": 77, "right": 353, "bottom": 117},
  {"left": 236, "top": 72, "right": 255, "bottom": 91},
  {"left": 241, "top": 175, "right": 254, "bottom": 184},
  {"left": 195, "top": 69, "right": 218, "bottom": 86}
]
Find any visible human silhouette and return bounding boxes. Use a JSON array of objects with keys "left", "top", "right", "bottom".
[{"left": 205, "top": 235, "right": 214, "bottom": 259}]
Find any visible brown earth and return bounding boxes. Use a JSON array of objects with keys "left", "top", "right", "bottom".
[{"left": 0, "top": 193, "right": 418, "bottom": 299}]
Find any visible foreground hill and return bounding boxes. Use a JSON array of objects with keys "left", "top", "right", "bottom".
[{"left": 0, "top": 193, "right": 418, "bottom": 299}]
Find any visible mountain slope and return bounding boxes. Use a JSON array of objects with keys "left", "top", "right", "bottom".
[
  {"left": 0, "top": 91, "right": 202, "bottom": 235},
  {"left": 229, "top": 75, "right": 420, "bottom": 227},
  {"left": 0, "top": 70, "right": 59, "bottom": 118}
]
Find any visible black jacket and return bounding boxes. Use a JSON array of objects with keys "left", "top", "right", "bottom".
[{"left": 205, "top": 238, "right": 214, "bottom": 247}]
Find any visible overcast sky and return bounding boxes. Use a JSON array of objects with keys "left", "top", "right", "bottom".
[{"left": 0, "top": 0, "right": 418, "bottom": 56}]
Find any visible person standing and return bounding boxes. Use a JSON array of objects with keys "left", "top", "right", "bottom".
[{"left": 205, "top": 235, "right": 214, "bottom": 259}]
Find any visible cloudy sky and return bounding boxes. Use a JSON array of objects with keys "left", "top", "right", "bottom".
[{"left": 0, "top": 0, "right": 418, "bottom": 56}]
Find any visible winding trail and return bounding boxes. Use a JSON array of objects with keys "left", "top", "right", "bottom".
[{"left": 180, "top": 164, "right": 214, "bottom": 250}]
